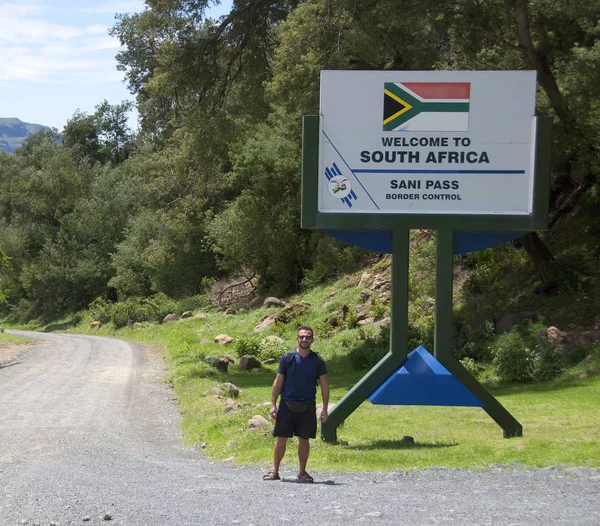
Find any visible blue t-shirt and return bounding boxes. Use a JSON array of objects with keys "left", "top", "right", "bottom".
[{"left": 278, "top": 350, "right": 327, "bottom": 402}]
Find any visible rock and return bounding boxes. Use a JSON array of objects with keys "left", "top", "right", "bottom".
[
  {"left": 374, "top": 316, "right": 391, "bottom": 328},
  {"left": 195, "top": 313, "right": 207, "bottom": 320},
  {"left": 181, "top": 311, "right": 193, "bottom": 318},
  {"left": 547, "top": 326, "right": 567, "bottom": 345},
  {"left": 215, "top": 334, "right": 235, "bottom": 345},
  {"left": 163, "top": 313, "right": 180, "bottom": 324},
  {"left": 399, "top": 435, "right": 415, "bottom": 446},
  {"left": 83, "top": 517, "right": 91, "bottom": 522},
  {"left": 89, "top": 320, "right": 101, "bottom": 328},
  {"left": 221, "top": 382, "right": 241, "bottom": 397},
  {"left": 103, "top": 511, "right": 114, "bottom": 521},
  {"left": 200, "top": 442, "right": 208, "bottom": 449},
  {"left": 205, "top": 357, "right": 230, "bottom": 373},
  {"left": 199, "top": 338, "right": 211, "bottom": 345},
  {"left": 133, "top": 322, "right": 142, "bottom": 329},
  {"left": 224, "top": 398, "right": 239, "bottom": 413},
  {"left": 251, "top": 367, "right": 262, "bottom": 373},
  {"left": 358, "top": 272, "right": 372, "bottom": 287},
  {"left": 248, "top": 415, "right": 270, "bottom": 430},
  {"left": 263, "top": 296, "right": 286, "bottom": 307},
  {"left": 239, "top": 355, "right": 262, "bottom": 371},
  {"left": 357, "top": 317, "right": 375, "bottom": 326},
  {"left": 360, "top": 289, "right": 373, "bottom": 302},
  {"left": 564, "top": 332, "right": 594, "bottom": 349},
  {"left": 209, "top": 388, "right": 222, "bottom": 396},
  {"left": 254, "top": 315, "right": 277, "bottom": 332},
  {"left": 274, "top": 302, "right": 311, "bottom": 324},
  {"left": 220, "top": 354, "right": 235, "bottom": 364},
  {"left": 224, "top": 308, "right": 236, "bottom": 315},
  {"left": 496, "top": 313, "right": 519, "bottom": 333}
]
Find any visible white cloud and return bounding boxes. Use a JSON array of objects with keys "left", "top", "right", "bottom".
[{"left": 0, "top": 1, "right": 137, "bottom": 85}]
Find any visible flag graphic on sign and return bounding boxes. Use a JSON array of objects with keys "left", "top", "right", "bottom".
[{"left": 383, "top": 82, "right": 470, "bottom": 132}]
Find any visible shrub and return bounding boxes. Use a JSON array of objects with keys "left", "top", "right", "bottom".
[
  {"left": 490, "top": 323, "right": 564, "bottom": 383},
  {"left": 177, "top": 294, "right": 209, "bottom": 314},
  {"left": 110, "top": 298, "right": 150, "bottom": 328},
  {"left": 87, "top": 297, "right": 113, "bottom": 324},
  {"left": 144, "top": 293, "right": 178, "bottom": 321},
  {"left": 259, "top": 338, "right": 289, "bottom": 362},
  {"left": 460, "top": 357, "right": 481, "bottom": 379},
  {"left": 234, "top": 336, "right": 261, "bottom": 358},
  {"left": 348, "top": 327, "right": 390, "bottom": 370}
]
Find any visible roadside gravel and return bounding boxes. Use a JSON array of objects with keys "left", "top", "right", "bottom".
[{"left": 1, "top": 330, "right": 598, "bottom": 525}]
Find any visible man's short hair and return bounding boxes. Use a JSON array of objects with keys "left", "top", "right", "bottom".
[{"left": 297, "top": 325, "right": 314, "bottom": 337}]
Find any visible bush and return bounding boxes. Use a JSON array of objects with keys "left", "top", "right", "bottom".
[
  {"left": 87, "top": 297, "right": 113, "bottom": 324},
  {"left": 460, "top": 357, "right": 482, "bottom": 379},
  {"left": 490, "top": 324, "right": 564, "bottom": 383},
  {"left": 177, "top": 294, "right": 209, "bottom": 314},
  {"left": 234, "top": 336, "right": 261, "bottom": 358},
  {"left": 110, "top": 298, "right": 149, "bottom": 328},
  {"left": 259, "top": 338, "right": 289, "bottom": 362},
  {"left": 348, "top": 327, "right": 390, "bottom": 370},
  {"left": 144, "top": 293, "right": 178, "bottom": 321}
]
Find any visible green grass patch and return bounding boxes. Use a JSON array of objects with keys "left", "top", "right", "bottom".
[{"left": 63, "top": 298, "right": 600, "bottom": 472}]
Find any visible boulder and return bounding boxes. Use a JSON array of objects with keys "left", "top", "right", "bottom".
[
  {"left": 240, "top": 355, "right": 262, "bottom": 371},
  {"left": 89, "top": 321, "right": 101, "bottom": 328},
  {"left": 248, "top": 415, "right": 270, "bottom": 430},
  {"left": 195, "top": 313, "right": 207, "bottom": 320},
  {"left": 263, "top": 297, "right": 286, "bottom": 307},
  {"left": 181, "top": 311, "right": 193, "bottom": 319},
  {"left": 254, "top": 315, "right": 277, "bottom": 332},
  {"left": 215, "top": 334, "right": 235, "bottom": 345},
  {"left": 205, "top": 357, "right": 230, "bottom": 373},
  {"left": 547, "top": 326, "right": 567, "bottom": 345},
  {"left": 163, "top": 313, "right": 180, "bottom": 324},
  {"left": 221, "top": 382, "right": 241, "bottom": 398}
]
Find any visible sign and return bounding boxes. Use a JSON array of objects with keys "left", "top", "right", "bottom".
[{"left": 319, "top": 70, "right": 537, "bottom": 215}]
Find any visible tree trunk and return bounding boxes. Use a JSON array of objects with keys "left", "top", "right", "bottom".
[{"left": 520, "top": 232, "right": 555, "bottom": 292}]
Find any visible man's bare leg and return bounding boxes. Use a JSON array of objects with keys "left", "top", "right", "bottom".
[
  {"left": 298, "top": 437, "right": 310, "bottom": 475},
  {"left": 273, "top": 437, "right": 289, "bottom": 474}
]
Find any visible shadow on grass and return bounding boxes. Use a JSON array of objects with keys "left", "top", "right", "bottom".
[{"left": 348, "top": 440, "right": 458, "bottom": 451}]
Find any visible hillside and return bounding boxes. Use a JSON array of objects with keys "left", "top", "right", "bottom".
[{"left": 0, "top": 118, "right": 51, "bottom": 153}]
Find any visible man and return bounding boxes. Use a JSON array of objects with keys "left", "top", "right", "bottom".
[{"left": 263, "top": 326, "right": 329, "bottom": 483}]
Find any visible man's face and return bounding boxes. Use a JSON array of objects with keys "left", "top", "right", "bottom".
[{"left": 297, "top": 330, "right": 313, "bottom": 349}]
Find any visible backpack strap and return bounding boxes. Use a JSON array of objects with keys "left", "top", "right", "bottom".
[{"left": 283, "top": 350, "right": 323, "bottom": 385}]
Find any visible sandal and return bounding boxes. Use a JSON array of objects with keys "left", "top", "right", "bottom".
[
  {"left": 262, "top": 471, "right": 280, "bottom": 481},
  {"left": 297, "top": 471, "right": 314, "bottom": 483}
]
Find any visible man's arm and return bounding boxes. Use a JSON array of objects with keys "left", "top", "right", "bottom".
[
  {"left": 319, "top": 373, "right": 329, "bottom": 422},
  {"left": 269, "top": 373, "right": 285, "bottom": 420}
]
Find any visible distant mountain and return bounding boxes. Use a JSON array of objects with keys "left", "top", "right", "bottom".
[{"left": 0, "top": 118, "right": 52, "bottom": 154}]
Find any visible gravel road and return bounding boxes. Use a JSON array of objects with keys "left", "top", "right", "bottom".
[{"left": 1, "top": 331, "right": 598, "bottom": 526}]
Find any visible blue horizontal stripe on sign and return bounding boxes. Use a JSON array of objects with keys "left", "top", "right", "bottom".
[{"left": 352, "top": 169, "right": 526, "bottom": 174}]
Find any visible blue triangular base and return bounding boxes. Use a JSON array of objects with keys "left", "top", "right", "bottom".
[{"left": 368, "top": 346, "right": 484, "bottom": 407}]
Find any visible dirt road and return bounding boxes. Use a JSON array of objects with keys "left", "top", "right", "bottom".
[{"left": 1, "top": 331, "right": 598, "bottom": 525}]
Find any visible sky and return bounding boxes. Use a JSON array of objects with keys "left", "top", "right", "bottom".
[{"left": 0, "top": 1, "right": 232, "bottom": 132}]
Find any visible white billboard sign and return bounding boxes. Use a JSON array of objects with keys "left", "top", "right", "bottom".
[{"left": 319, "top": 70, "right": 537, "bottom": 215}]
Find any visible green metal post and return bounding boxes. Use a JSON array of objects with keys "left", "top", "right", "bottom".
[
  {"left": 434, "top": 229, "right": 523, "bottom": 438},
  {"left": 321, "top": 229, "right": 411, "bottom": 442}
]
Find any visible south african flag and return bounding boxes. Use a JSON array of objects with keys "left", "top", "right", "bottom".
[{"left": 383, "top": 82, "right": 470, "bottom": 132}]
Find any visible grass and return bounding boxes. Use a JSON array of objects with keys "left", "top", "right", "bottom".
[
  {"left": 5, "top": 235, "right": 600, "bottom": 472},
  {"left": 58, "top": 280, "right": 600, "bottom": 472}
]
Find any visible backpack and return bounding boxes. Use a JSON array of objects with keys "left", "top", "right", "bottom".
[{"left": 283, "top": 350, "right": 323, "bottom": 385}]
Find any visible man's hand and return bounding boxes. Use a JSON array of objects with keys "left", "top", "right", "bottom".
[
  {"left": 319, "top": 407, "right": 328, "bottom": 423},
  {"left": 269, "top": 404, "right": 278, "bottom": 420}
]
